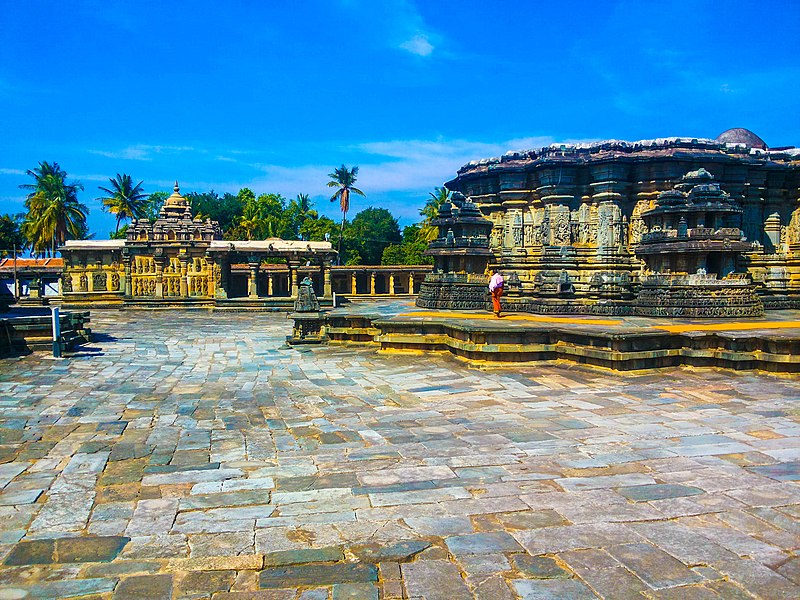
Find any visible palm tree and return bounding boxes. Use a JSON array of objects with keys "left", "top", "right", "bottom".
[
  {"left": 418, "top": 186, "right": 451, "bottom": 243},
  {"left": 20, "top": 161, "right": 87, "bottom": 256},
  {"left": 237, "top": 201, "right": 265, "bottom": 240},
  {"left": 327, "top": 165, "right": 365, "bottom": 259},
  {"left": 97, "top": 174, "right": 148, "bottom": 234},
  {"left": 290, "top": 193, "right": 315, "bottom": 239}
]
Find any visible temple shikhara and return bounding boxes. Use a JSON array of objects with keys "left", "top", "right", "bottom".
[{"left": 417, "top": 128, "right": 800, "bottom": 317}]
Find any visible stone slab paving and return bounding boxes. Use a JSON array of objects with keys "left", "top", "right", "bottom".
[{"left": 0, "top": 308, "right": 798, "bottom": 599}]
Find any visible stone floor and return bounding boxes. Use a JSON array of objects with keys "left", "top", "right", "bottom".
[{"left": 0, "top": 308, "right": 798, "bottom": 599}]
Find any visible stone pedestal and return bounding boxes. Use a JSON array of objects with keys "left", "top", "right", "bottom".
[{"left": 287, "top": 277, "right": 328, "bottom": 345}]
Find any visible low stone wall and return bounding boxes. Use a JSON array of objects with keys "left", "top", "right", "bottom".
[
  {"left": 324, "top": 313, "right": 800, "bottom": 372},
  {"left": 416, "top": 280, "right": 488, "bottom": 310},
  {"left": 0, "top": 311, "right": 92, "bottom": 356},
  {"left": 634, "top": 282, "right": 764, "bottom": 318}
]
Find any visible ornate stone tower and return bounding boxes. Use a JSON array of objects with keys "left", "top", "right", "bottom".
[
  {"left": 416, "top": 192, "right": 494, "bottom": 309},
  {"left": 634, "top": 169, "right": 763, "bottom": 317}
]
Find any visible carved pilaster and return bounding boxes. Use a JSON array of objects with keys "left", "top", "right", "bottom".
[{"left": 323, "top": 260, "right": 332, "bottom": 298}]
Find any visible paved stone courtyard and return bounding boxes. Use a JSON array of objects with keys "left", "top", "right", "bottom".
[{"left": 0, "top": 309, "right": 799, "bottom": 599}]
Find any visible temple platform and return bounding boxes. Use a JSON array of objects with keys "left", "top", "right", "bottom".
[{"left": 325, "top": 299, "right": 800, "bottom": 372}]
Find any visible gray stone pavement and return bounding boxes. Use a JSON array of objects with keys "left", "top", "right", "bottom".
[{"left": 0, "top": 308, "right": 798, "bottom": 599}]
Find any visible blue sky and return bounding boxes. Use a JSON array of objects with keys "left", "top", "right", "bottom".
[{"left": 1, "top": 0, "right": 798, "bottom": 237}]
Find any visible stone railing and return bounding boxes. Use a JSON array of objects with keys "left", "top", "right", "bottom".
[
  {"left": 640, "top": 274, "right": 751, "bottom": 287},
  {"left": 423, "top": 272, "right": 488, "bottom": 284},
  {"left": 641, "top": 230, "right": 679, "bottom": 242},
  {"left": 688, "top": 227, "right": 743, "bottom": 240},
  {"left": 428, "top": 236, "right": 490, "bottom": 249}
]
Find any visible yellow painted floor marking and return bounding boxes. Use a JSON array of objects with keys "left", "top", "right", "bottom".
[
  {"left": 400, "top": 311, "right": 622, "bottom": 326},
  {"left": 657, "top": 321, "right": 800, "bottom": 333}
]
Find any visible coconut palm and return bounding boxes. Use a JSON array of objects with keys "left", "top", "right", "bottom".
[
  {"left": 418, "top": 186, "right": 451, "bottom": 243},
  {"left": 20, "top": 161, "right": 87, "bottom": 256},
  {"left": 97, "top": 174, "right": 148, "bottom": 233},
  {"left": 289, "top": 193, "right": 316, "bottom": 239},
  {"left": 327, "top": 165, "right": 365, "bottom": 258}
]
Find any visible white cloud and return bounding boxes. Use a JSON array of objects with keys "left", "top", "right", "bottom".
[
  {"left": 211, "top": 135, "right": 578, "bottom": 198},
  {"left": 90, "top": 144, "right": 196, "bottom": 161},
  {"left": 400, "top": 34, "right": 434, "bottom": 57},
  {"left": 0, "top": 168, "right": 25, "bottom": 176}
]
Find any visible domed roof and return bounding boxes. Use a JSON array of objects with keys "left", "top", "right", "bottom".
[
  {"left": 716, "top": 128, "right": 767, "bottom": 150},
  {"left": 164, "top": 181, "right": 189, "bottom": 209}
]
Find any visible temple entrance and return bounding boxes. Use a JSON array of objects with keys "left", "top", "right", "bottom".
[{"left": 228, "top": 274, "right": 248, "bottom": 298}]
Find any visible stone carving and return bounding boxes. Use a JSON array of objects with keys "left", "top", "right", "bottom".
[
  {"left": 630, "top": 217, "right": 647, "bottom": 245},
  {"left": 61, "top": 274, "right": 73, "bottom": 293},
  {"left": 552, "top": 208, "right": 570, "bottom": 246},
  {"left": 92, "top": 271, "right": 107, "bottom": 291},
  {"left": 597, "top": 206, "right": 613, "bottom": 248}
]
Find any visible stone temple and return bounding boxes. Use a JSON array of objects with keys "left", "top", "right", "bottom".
[{"left": 418, "top": 129, "right": 800, "bottom": 317}]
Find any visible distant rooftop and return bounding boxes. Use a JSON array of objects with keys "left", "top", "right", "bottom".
[{"left": 716, "top": 128, "right": 768, "bottom": 150}]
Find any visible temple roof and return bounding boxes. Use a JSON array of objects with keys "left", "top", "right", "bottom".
[
  {"left": 450, "top": 130, "right": 798, "bottom": 183},
  {"left": 159, "top": 181, "right": 192, "bottom": 219},
  {"left": 716, "top": 128, "right": 768, "bottom": 150}
]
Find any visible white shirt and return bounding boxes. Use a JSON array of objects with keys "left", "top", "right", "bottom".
[{"left": 489, "top": 273, "right": 504, "bottom": 292}]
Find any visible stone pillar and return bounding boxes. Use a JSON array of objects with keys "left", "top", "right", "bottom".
[
  {"left": 370, "top": 272, "right": 376, "bottom": 295},
  {"left": 248, "top": 262, "right": 260, "bottom": 298},
  {"left": 267, "top": 273, "right": 274, "bottom": 296},
  {"left": 106, "top": 269, "right": 114, "bottom": 292},
  {"left": 389, "top": 273, "right": 395, "bottom": 295},
  {"left": 323, "top": 261, "right": 332, "bottom": 298},
  {"left": 124, "top": 260, "right": 132, "bottom": 296},
  {"left": 290, "top": 265, "right": 299, "bottom": 298},
  {"left": 206, "top": 258, "right": 214, "bottom": 298},
  {"left": 213, "top": 256, "right": 229, "bottom": 299},
  {"left": 87, "top": 269, "right": 94, "bottom": 292},
  {"left": 351, "top": 272, "right": 357, "bottom": 295},
  {"left": 408, "top": 273, "right": 415, "bottom": 294},
  {"left": 179, "top": 255, "right": 189, "bottom": 297},
  {"left": 154, "top": 258, "right": 164, "bottom": 298},
  {"left": 765, "top": 213, "right": 781, "bottom": 254}
]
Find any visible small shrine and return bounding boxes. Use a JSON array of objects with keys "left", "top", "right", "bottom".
[
  {"left": 286, "top": 276, "right": 327, "bottom": 344},
  {"left": 416, "top": 192, "right": 494, "bottom": 309},
  {"left": 634, "top": 169, "right": 763, "bottom": 317}
]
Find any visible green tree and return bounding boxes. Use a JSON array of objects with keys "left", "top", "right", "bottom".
[
  {"left": 97, "top": 173, "right": 148, "bottom": 234},
  {"left": 0, "top": 213, "right": 26, "bottom": 256},
  {"left": 287, "top": 193, "right": 315, "bottom": 239},
  {"left": 418, "top": 186, "right": 450, "bottom": 243},
  {"left": 347, "top": 207, "right": 401, "bottom": 265},
  {"left": 19, "top": 161, "right": 88, "bottom": 256},
  {"left": 299, "top": 214, "right": 338, "bottom": 243},
  {"left": 144, "top": 191, "right": 169, "bottom": 221},
  {"left": 382, "top": 224, "right": 431, "bottom": 265},
  {"left": 226, "top": 193, "right": 293, "bottom": 240},
  {"left": 188, "top": 190, "right": 246, "bottom": 234},
  {"left": 327, "top": 165, "right": 365, "bottom": 259}
]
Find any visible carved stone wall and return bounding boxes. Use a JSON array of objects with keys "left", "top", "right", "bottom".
[{"left": 444, "top": 134, "right": 800, "bottom": 314}]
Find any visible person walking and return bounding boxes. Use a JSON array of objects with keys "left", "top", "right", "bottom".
[{"left": 489, "top": 268, "right": 504, "bottom": 317}]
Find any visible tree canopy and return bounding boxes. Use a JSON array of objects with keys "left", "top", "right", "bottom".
[
  {"left": 327, "top": 165, "right": 365, "bottom": 260},
  {"left": 0, "top": 214, "right": 26, "bottom": 255},
  {"left": 97, "top": 173, "right": 148, "bottom": 233},
  {"left": 13, "top": 162, "right": 451, "bottom": 266},
  {"left": 19, "top": 161, "right": 88, "bottom": 256}
]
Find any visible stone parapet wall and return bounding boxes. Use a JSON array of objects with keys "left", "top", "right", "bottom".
[
  {"left": 634, "top": 284, "right": 763, "bottom": 318},
  {"left": 416, "top": 280, "right": 488, "bottom": 310}
]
